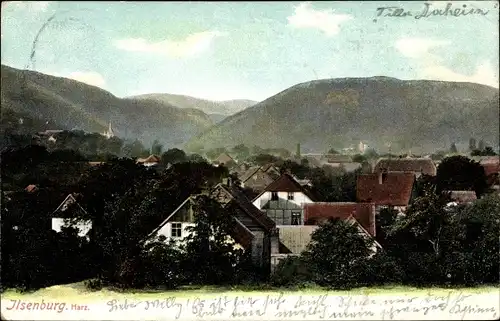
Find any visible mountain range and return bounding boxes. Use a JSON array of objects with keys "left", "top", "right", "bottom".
[
  {"left": 186, "top": 77, "right": 499, "bottom": 154},
  {"left": 1, "top": 64, "right": 255, "bottom": 147},
  {"left": 2, "top": 64, "right": 498, "bottom": 154}
]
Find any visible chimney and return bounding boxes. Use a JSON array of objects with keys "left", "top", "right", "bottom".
[
  {"left": 378, "top": 172, "right": 383, "bottom": 184},
  {"left": 222, "top": 177, "right": 228, "bottom": 185},
  {"left": 227, "top": 177, "right": 232, "bottom": 187}
]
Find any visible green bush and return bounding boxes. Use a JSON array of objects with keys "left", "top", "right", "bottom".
[{"left": 270, "top": 256, "right": 312, "bottom": 287}]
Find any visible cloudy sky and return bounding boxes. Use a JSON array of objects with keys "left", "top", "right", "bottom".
[{"left": 1, "top": 1, "right": 498, "bottom": 101}]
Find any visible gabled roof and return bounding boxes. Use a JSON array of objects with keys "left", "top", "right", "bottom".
[
  {"left": 357, "top": 172, "right": 416, "bottom": 206},
  {"left": 251, "top": 173, "right": 317, "bottom": 201},
  {"left": 374, "top": 158, "right": 437, "bottom": 176},
  {"left": 240, "top": 166, "right": 262, "bottom": 182},
  {"left": 303, "top": 202, "right": 376, "bottom": 237},
  {"left": 214, "top": 153, "right": 235, "bottom": 164},
  {"left": 52, "top": 194, "right": 89, "bottom": 218},
  {"left": 143, "top": 191, "right": 263, "bottom": 249},
  {"left": 445, "top": 190, "right": 477, "bottom": 203},
  {"left": 217, "top": 183, "right": 276, "bottom": 231},
  {"left": 137, "top": 154, "right": 161, "bottom": 163}
]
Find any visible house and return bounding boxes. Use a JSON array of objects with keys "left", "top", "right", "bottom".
[
  {"left": 373, "top": 158, "right": 437, "bottom": 177},
  {"left": 145, "top": 180, "right": 279, "bottom": 270},
  {"left": 479, "top": 157, "right": 500, "bottom": 187},
  {"left": 137, "top": 154, "right": 161, "bottom": 167},
  {"left": 305, "top": 202, "right": 381, "bottom": 250},
  {"left": 213, "top": 153, "right": 237, "bottom": 168},
  {"left": 239, "top": 166, "right": 276, "bottom": 192},
  {"left": 36, "top": 129, "right": 64, "bottom": 143},
  {"left": 445, "top": 190, "right": 477, "bottom": 206},
  {"left": 252, "top": 173, "right": 316, "bottom": 223},
  {"left": 51, "top": 194, "right": 92, "bottom": 239},
  {"left": 357, "top": 171, "right": 417, "bottom": 214},
  {"left": 260, "top": 163, "right": 281, "bottom": 180}
]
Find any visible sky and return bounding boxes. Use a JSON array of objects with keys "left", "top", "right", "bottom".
[{"left": 1, "top": 1, "right": 499, "bottom": 101}]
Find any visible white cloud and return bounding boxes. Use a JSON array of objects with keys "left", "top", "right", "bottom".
[
  {"left": 287, "top": 2, "right": 353, "bottom": 36},
  {"left": 422, "top": 60, "right": 499, "bottom": 88},
  {"left": 68, "top": 71, "right": 106, "bottom": 88},
  {"left": 395, "top": 37, "right": 450, "bottom": 59},
  {"left": 113, "top": 31, "right": 226, "bottom": 58},
  {"left": 395, "top": 37, "right": 499, "bottom": 88},
  {"left": 4, "top": 1, "right": 51, "bottom": 12},
  {"left": 39, "top": 70, "right": 106, "bottom": 88}
]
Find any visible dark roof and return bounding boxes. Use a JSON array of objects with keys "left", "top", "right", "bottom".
[
  {"left": 52, "top": 193, "right": 89, "bottom": 218},
  {"left": 254, "top": 173, "right": 316, "bottom": 201},
  {"left": 303, "top": 202, "right": 376, "bottom": 237},
  {"left": 240, "top": 166, "right": 262, "bottom": 182},
  {"left": 264, "top": 173, "right": 306, "bottom": 193},
  {"left": 218, "top": 184, "right": 276, "bottom": 231},
  {"left": 357, "top": 172, "right": 416, "bottom": 206},
  {"left": 374, "top": 158, "right": 437, "bottom": 176}
]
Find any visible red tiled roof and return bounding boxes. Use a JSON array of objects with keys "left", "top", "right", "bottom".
[
  {"left": 374, "top": 158, "right": 437, "bottom": 176},
  {"left": 357, "top": 172, "right": 416, "bottom": 206},
  {"left": 303, "top": 202, "right": 376, "bottom": 237},
  {"left": 482, "top": 162, "right": 500, "bottom": 177},
  {"left": 214, "top": 153, "right": 235, "bottom": 164}
]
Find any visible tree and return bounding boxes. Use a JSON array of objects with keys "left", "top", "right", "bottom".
[
  {"left": 327, "top": 148, "right": 339, "bottom": 155},
  {"left": 232, "top": 144, "right": 250, "bottom": 160},
  {"left": 449, "top": 143, "right": 458, "bottom": 154},
  {"left": 301, "top": 218, "right": 374, "bottom": 289},
  {"left": 436, "top": 156, "right": 488, "bottom": 197},
  {"left": 295, "top": 143, "right": 301, "bottom": 158},
  {"left": 161, "top": 148, "right": 187, "bottom": 164},
  {"left": 122, "top": 140, "right": 149, "bottom": 158},
  {"left": 364, "top": 148, "right": 379, "bottom": 160},
  {"left": 468, "top": 138, "right": 477, "bottom": 151},
  {"left": 151, "top": 139, "right": 163, "bottom": 156},
  {"left": 352, "top": 154, "right": 367, "bottom": 163},
  {"left": 248, "top": 153, "right": 279, "bottom": 166},
  {"left": 453, "top": 193, "right": 500, "bottom": 284},
  {"left": 183, "top": 195, "right": 244, "bottom": 285},
  {"left": 206, "top": 147, "right": 227, "bottom": 160},
  {"left": 478, "top": 139, "right": 486, "bottom": 151}
]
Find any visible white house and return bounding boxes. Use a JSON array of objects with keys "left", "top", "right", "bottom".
[
  {"left": 252, "top": 173, "right": 315, "bottom": 212},
  {"left": 51, "top": 194, "right": 92, "bottom": 240}
]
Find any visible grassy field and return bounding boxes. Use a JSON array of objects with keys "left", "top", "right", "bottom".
[{"left": 2, "top": 282, "right": 499, "bottom": 303}]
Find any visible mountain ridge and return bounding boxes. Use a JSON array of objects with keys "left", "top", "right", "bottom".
[{"left": 186, "top": 77, "right": 499, "bottom": 154}]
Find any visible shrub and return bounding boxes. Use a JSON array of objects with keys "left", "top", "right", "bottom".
[{"left": 270, "top": 256, "right": 312, "bottom": 287}]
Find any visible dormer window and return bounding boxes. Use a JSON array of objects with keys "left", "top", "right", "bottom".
[
  {"left": 287, "top": 192, "right": 294, "bottom": 200},
  {"left": 271, "top": 192, "right": 278, "bottom": 200}
]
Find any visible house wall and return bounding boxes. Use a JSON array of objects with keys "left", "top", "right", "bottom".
[
  {"left": 278, "top": 225, "right": 318, "bottom": 254},
  {"left": 253, "top": 191, "right": 313, "bottom": 209},
  {"left": 154, "top": 222, "right": 195, "bottom": 241},
  {"left": 51, "top": 218, "right": 92, "bottom": 239}
]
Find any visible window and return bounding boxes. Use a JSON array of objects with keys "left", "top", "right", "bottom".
[
  {"left": 291, "top": 212, "right": 301, "bottom": 225},
  {"left": 287, "top": 192, "right": 294, "bottom": 200},
  {"left": 271, "top": 192, "right": 278, "bottom": 200},
  {"left": 171, "top": 223, "right": 182, "bottom": 238}
]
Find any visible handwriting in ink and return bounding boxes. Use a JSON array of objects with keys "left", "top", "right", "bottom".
[{"left": 376, "top": 2, "right": 490, "bottom": 20}]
